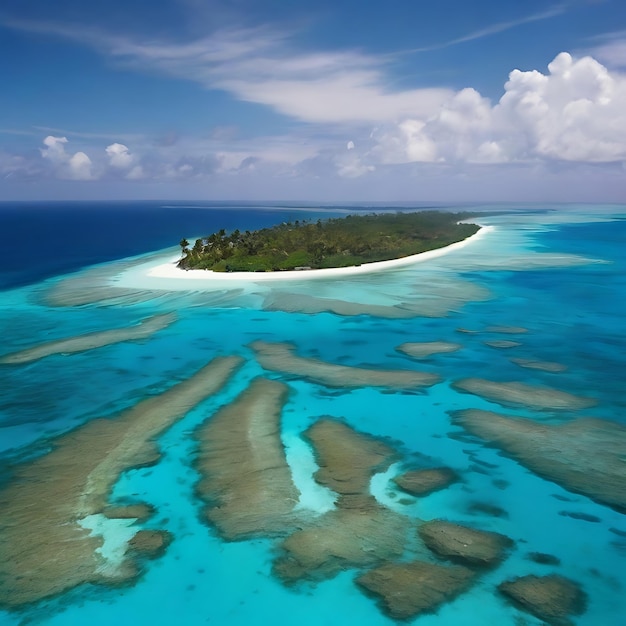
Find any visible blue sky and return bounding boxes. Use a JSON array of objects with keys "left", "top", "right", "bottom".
[{"left": 1, "top": 0, "right": 625, "bottom": 201}]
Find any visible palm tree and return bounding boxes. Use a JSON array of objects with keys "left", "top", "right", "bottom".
[{"left": 179, "top": 238, "right": 190, "bottom": 257}]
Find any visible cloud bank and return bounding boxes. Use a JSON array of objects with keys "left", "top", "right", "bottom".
[{"left": 2, "top": 15, "right": 626, "bottom": 199}]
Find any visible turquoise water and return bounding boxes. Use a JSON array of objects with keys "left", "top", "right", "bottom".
[{"left": 0, "top": 204, "right": 625, "bottom": 625}]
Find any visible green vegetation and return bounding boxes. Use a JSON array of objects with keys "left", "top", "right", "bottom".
[{"left": 177, "top": 211, "right": 480, "bottom": 272}]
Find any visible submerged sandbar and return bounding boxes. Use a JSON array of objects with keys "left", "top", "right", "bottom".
[{"left": 0, "top": 355, "right": 242, "bottom": 607}]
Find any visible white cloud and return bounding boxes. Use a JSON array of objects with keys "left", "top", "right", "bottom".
[
  {"left": 5, "top": 21, "right": 452, "bottom": 124},
  {"left": 334, "top": 150, "right": 375, "bottom": 178},
  {"left": 67, "top": 152, "right": 94, "bottom": 180},
  {"left": 40, "top": 135, "right": 94, "bottom": 180},
  {"left": 346, "top": 141, "right": 355, "bottom": 150},
  {"left": 375, "top": 53, "right": 626, "bottom": 166},
  {"left": 585, "top": 31, "right": 626, "bottom": 70},
  {"left": 126, "top": 165, "right": 145, "bottom": 180},
  {"left": 105, "top": 142, "right": 134, "bottom": 168},
  {"left": 407, "top": 4, "right": 567, "bottom": 53},
  {"left": 40, "top": 135, "right": 69, "bottom": 164}
]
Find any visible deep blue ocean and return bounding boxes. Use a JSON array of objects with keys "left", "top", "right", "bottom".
[{"left": 0, "top": 202, "right": 625, "bottom": 626}]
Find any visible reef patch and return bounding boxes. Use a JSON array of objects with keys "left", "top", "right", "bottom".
[
  {"left": 498, "top": 574, "right": 587, "bottom": 625},
  {"left": 355, "top": 560, "right": 475, "bottom": 620},
  {"left": 486, "top": 326, "right": 528, "bottom": 334},
  {"left": 511, "top": 358, "right": 568, "bottom": 373},
  {"left": 526, "top": 552, "right": 561, "bottom": 566},
  {"left": 262, "top": 277, "right": 490, "bottom": 320},
  {"left": 0, "top": 313, "right": 177, "bottom": 364},
  {"left": 0, "top": 355, "right": 242, "bottom": 608},
  {"left": 250, "top": 341, "right": 439, "bottom": 390},
  {"left": 396, "top": 341, "right": 462, "bottom": 359},
  {"left": 452, "top": 410, "right": 626, "bottom": 512},
  {"left": 418, "top": 520, "right": 513, "bottom": 566},
  {"left": 194, "top": 378, "right": 301, "bottom": 540},
  {"left": 393, "top": 467, "right": 458, "bottom": 496},
  {"left": 273, "top": 419, "right": 412, "bottom": 584},
  {"left": 103, "top": 503, "right": 155, "bottom": 521},
  {"left": 483, "top": 340, "right": 522, "bottom": 349},
  {"left": 126, "top": 529, "right": 172, "bottom": 558},
  {"left": 452, "top": 378, "right": 597, "bottom": 411}
]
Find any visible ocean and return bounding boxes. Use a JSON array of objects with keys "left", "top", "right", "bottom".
[{"left": 0, "top": 201, "right": 624, "bottom": 626}]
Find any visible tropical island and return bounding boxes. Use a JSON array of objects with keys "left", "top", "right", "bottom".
[{"left": 177, "top": 211, "right": 480, "bottom": 273}]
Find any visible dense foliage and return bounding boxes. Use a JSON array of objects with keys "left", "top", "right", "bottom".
[{"left": 177, "top": 211, "right": 480, "bottom": 272}]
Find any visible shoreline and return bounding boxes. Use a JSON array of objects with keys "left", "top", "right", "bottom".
[{"left": 145, "top": 225, "right": 495, "bottom": 283}]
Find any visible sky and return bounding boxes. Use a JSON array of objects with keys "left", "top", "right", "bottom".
[{"left": 1, "top": 0, "right": 625, "bottom": 202}]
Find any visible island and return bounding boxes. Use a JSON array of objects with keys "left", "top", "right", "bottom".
[{"left": 177, "top": 211, "right": 480, "bottom": 272}]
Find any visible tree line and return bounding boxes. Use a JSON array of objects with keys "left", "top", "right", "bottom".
[{"left": 177, "top": 211, "right": 479, "bottom": 272}]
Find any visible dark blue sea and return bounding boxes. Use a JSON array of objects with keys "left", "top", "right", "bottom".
[{"left": 0, "top": 202, "right": 624, "bottom": 626}]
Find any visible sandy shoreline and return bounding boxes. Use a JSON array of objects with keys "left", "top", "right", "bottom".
[{"left": 146, "top": 225, "right": 495, "bottom": 283}]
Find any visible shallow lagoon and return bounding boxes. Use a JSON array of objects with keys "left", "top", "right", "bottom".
[{"left": 0, "top": 203, "right": 625, "bottom": 625}]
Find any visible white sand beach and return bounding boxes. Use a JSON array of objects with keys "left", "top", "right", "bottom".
[{"left": 145, "top": 225, "right": 495, "bottom": 284}]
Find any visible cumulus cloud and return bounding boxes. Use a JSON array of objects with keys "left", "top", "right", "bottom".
[
  {"left": 105, "top": 142, "right": 134, "bottom": 168},
  {"left": 125, "top": 165, "right": 145, "bottom": 180},
  {"left": 67, "top": 151, "right": 94, "bottom": 180},
  {"left": 40, "top": 135, "right": 69, "bottom": 164},
  {"left": 40, "top": 135, "right": 94, "bottom": 180},
  {"left": 375, "top": 53, "right": 626, "bottom": 166}
]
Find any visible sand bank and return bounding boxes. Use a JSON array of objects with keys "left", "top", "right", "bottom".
[{"left": 145, "top": 226, "right": 494, "bottom": 283}]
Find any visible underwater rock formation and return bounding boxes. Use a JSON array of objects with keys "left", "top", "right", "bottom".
[
  {"left": 0, "top": 355, "right": 242, "bottom": 608},
  {"left": 0, "top": 313, "right": 177, "bottom": 364},
  {"left": 452, "top": 410, "right": 626, "bottom": 512},
  {"left": 273, "top": 419, "right": 412, "bottom": 584},
  {"left": 418, "top": 520, "right": 513, "bottom": 566},
  {"left": 396, "top": 341, "right": 462, "bottom": 359},
  {"left": 194, "top": 378, "right": 301, "bottom": 540},
  {"left": 250, "top": 341, "right": 439, "bottom": 390},
  {"left": 452, "top": 378, "right": 596, "bottom": 411},
  {"left": 356, "top": 560, "right": 476, "bottom": 620},
  {"left": 498, "top": 574, "right": 587, "bottom": 625},
  {"left": 393, "top": 467, "right": 458, "bottom": 496}
]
